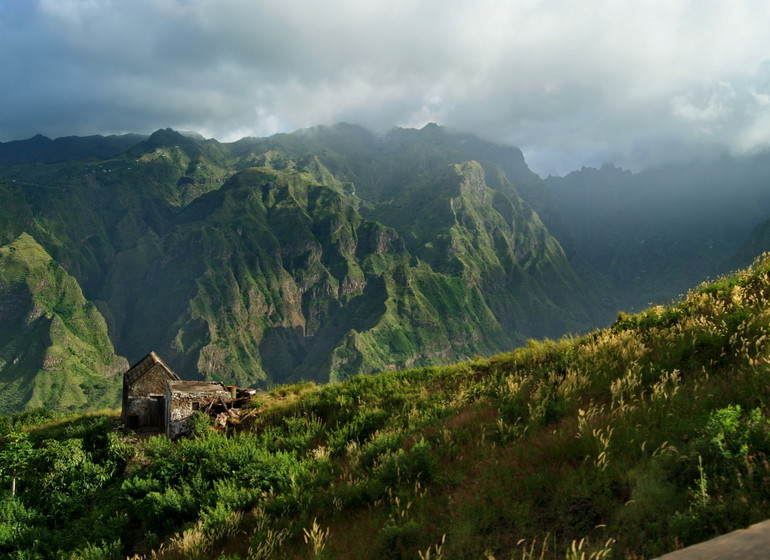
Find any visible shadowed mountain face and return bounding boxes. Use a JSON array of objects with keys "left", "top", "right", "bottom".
[
  {"left": 0, "top": 133, "right": 147, "bottom": 165},
  {"left": 726, "top": 213, "right": 770, "bottom": 273},
  {"left": 531, "top": 157, "right": 770, "bottom": 311},
  {"left": 2, "top": 123, "right": 769, "bottom": 410}
]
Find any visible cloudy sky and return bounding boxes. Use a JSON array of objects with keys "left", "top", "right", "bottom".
[{"left": 2, "top": 0, "right": 770, "bottom": 175}]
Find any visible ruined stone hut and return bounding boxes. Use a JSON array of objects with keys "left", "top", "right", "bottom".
[
  {"left": 165, "top": 380, "right": 231, "bottom": 438},
  {"left": 122, "top": 351, "right": 180, "bottom": 431},
  {"left": 122, "top": 351, "right": 256, "bottom": 437}
]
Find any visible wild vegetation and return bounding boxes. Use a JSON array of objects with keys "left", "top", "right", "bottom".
[{"left": 5, "top": 254, "right": 770, "bottom": 559}]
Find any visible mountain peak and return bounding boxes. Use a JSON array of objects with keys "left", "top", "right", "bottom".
[
  {"left": 420, "top": 122, "right": 442, "bottom": 134},
  {"left": 131, "top": 127, "right": 212, "bottom": 159},
  {"left": 147, "top": 128, "right": 188, "bottom": 144}
]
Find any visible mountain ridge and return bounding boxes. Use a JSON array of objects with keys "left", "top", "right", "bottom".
[{"left": 0, "top": 124, "right": 608, "bottom": 405}]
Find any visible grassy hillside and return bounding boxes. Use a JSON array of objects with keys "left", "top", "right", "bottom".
[{"left": 5, "top": 254, "right": 770, "bottom": 558}]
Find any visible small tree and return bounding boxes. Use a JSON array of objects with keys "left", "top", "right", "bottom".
[{"left": 0, "top": 430, "right": 33, "bottom": 496}]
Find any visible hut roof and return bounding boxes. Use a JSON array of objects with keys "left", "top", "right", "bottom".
[
  {"left": 125, "top": 351, "right": 181, "bottom": 387},
  {"left": 167, "top": 381, "right": 229, "bottom": 395}
]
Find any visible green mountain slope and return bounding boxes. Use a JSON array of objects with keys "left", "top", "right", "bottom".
[
  {"left": 232, "top": 123, "right": 615, "bottom": 325},
  {"left": 6, "top": 123, "right": 770, "bottom": 408},
  {"left": 0, "top": 233, "right": 126, "bottom": 413},
  {"left": 6, "top": 254, "right": 770, "bottom": 559},
  {"left": 372, "top": 160, "right": 599, "bottom": 336},
  {"left": 0, "top": 124, "right": 610, "bottom": 396}
]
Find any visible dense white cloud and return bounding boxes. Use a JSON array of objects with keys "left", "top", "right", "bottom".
[{"left": 2, "top": 0, "right": 770, "bottom": 175}]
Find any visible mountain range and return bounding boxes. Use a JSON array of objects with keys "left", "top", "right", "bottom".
[{"left": 1, "top": 123, "right": 770, "bottom": 412}]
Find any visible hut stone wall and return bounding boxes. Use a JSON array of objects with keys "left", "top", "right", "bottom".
[
  {"left": 123, "top": 395, "right": 164, "bottom": 429},
  {"left": 122, "top": 352, "right": 180, "bottom": 430}
]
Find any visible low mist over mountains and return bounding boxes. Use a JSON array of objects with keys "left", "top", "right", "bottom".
[{"left": 1, "top": 123, "right": 770, "bottom": 412}]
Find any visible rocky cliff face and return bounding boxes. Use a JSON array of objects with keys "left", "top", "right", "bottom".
[{"left": 100, "top": 163, "right": 556, "bottom": 385}]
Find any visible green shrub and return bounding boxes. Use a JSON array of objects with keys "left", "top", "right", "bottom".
[
  {"left": 373, "top": 439, "right": 436, "bottom": 487},
  {"left": 140, "top": 485, "right": 199, "bottom": 532},
  {"left": 200, "top": 502, "right": 242, "bottom": 539},
  {"left": 0, "top": 498, "right": 37, "bottom": 553},
  {"left": 669, "top": 406, "right": 770, "bottom": 546},
  {"left": 238, "top": 450, "right": 309, "bottom": 492},
  {"left": 326, "top": 409, "right": 390, "bottom": 454},
  {"left": 210, "top": 478, "right": 259, "bottom": 511},
  {"left": 375, "top": 520, "right": 422, "bottom": 560},
  {"left": 358, "top": 430, "right": 404, "bottom": 470},
  {"left": 694, "top": 405, "right": 770, "bottom": 479},
  {"left": 188, "top": 411, "right": 215, "bottom": 438},
  {"left": 120, "top": 475, "right": 162, "bottom": 499},
  {"left": 27, "top": 439, "right": 112, "bottom": 522},
  {"left": 274, "top": 415, "right": 324, "bottom": 453},
  {"left": 63, "top": 540, "right": 121, "bottom": 560}
]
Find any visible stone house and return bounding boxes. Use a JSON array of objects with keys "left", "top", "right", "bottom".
[
  {"left": 165, "top": 380, "right": 232, "bottom": 438},
  {"left": 122, "top": 351, "right": 181, "bottom": 430},
  {"left": 122, "top": 351, "right": 254, "bottom": 438}
]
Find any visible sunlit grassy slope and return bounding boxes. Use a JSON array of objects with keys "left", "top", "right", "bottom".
[
  {"left": 0, "top": 234, "right": 126, "bottom": 413},
  {"left": 6, "top": 255, "right": 770, "bottom": 559}
]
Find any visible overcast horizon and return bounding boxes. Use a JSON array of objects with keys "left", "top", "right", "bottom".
[{"left": 2, "top": 0, "right": 770, "bottom": 176}]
